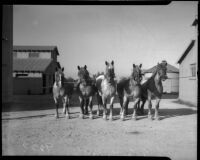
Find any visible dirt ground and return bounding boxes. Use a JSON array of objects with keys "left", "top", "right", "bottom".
[{"left": 2, "top": 96, "right": 197, "bottom": 159}]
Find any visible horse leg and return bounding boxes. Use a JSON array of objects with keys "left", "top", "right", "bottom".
[
  {"left": 154, "top": 97, "right": 161, "bottom": 120},
  {"left": 140, "top": 99, "right": 146, "bottom": 115},
  {"left": 125, "top": 98, "right": 129, "bottom": 115},
  {"left": 64, "top": 96, "right": 70, "bottom": 119},
  {"left": 147, "top": 99, "right": 153, "bottom": 120},
  {"left": 121, "top": 96, "right": 128, "bottom": 120},
  {"left": 79, "top": 97, "right": 84, "bottom": 119},
  {"left": 85, "top": 98, "right": 89, "bottom": 115},
  {"left": 109, "top": 96, "right": 115, "bottom": 121},
  {"left": 102, "top": 96, "right": 107, "bottom": 120},
  {"left": 119, "top": 96, "right": 123, "bottom": 116},
  {"left": 132, "top": 98, "right": 140, "bottom": 120},
  {"left": 54, "top": 97, "right": 59, "bottom": 119},
  {"left": 88, "top": 96, "right": 93, "bottom": 119}
]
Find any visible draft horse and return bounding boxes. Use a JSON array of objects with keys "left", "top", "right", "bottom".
[
  {"left": 77, "top": 65, "right": 96, "bottom": 119},
  {"left": 53, "top": 67, "right": 74, "bottom": 119},
  {"left": 117, "top": 64, "right": 143, "bottom": 120},
  {"left": 96, "top": 61, "right": 116, "bottom": 121},
  {"left": 138, "top": 60, "right": 168, "bottom": 120}
]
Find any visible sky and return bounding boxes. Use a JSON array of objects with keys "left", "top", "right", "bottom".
[{"left": 13, "top": 2, "right": 198, "bottom": 79}]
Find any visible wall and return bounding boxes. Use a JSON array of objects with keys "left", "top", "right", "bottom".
[
  {"left": 2, "top": 5, "right": 13, "bottom": 103},
  {"left": 179, "top": 42, "right": 197, "bottom": 106},
  {"left": 13, "top": 78, "right": 43, "bottom": 94},
  {"left": 13, "top": 72, "right": 42, "bottom": 78},
  {"left": 43, "top": 61, "right": 57, "bottom": 94},
  {"left": 15, "top": 51, "right": 51, "bottom": 59},
  {"left": 144, "top": 72, "right": 179, "bottom": 93}
]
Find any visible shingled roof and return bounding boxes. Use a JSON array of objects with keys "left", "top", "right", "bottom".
[
  {"left": 13, "top": 45, "right": 59, "bottom": 55},
  {"left": 13, "top": 58, "right": 53, "bottom": 72},
  {"left": 143, "top": 63, "right": 179, "bottom": 73}
]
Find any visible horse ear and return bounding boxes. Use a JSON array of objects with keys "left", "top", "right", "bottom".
[
  {"left": 62, "top": 67, "right": 64, "bottom": 72},
  {"left": 105, "top": 61, "right": 108, "bottom": 66},
  {"left": 84, "top": 65, "right": 87, "bottom": 69},
  {"left": 77, "top": 66, "right": 80, "bottom": 70},
  {"left": 133, "top": 64, "right": 136, "bottom": 68},
  {"left": 139, "top": 64, "right": 142, "bottom": 68},
  {"left": 111, "top": 60, "right": 114, "bottom": 65}
]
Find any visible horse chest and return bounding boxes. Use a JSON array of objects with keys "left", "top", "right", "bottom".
[
  {"left": 101, "top": 81, "right": 116, "bottom": 96},
  {"left": 79, "top": 84, "right": 92, "bottom": 97}
]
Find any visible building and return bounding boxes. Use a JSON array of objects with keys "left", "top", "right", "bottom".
[
  {"left": 13, "top": 46, "right": 61, "bottom": 95},
  {"left": 143, "top": 63, "right": 179, "bottom": 93},
  {"left": 2, "top": 5, "right": 13, "bottom": 104},
  {"left": 177, "top": 18, "right": 198, "bottom": 106}
]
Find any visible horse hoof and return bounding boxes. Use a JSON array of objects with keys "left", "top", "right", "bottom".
[
  {"left": 66, "top": 115, "right": 70, "bottom": 119},
  {"left": 132, "top": 116, "right": 137, "bottom": 121},
  {"left": 154, "top": 116, "right": 160, "bottom": 121},
  {"left": 109, "top": 116, "right": 113, "bottom": 121},
  {"left": 89, "top": 115, "right": 93, "bottom": 120},
  {"left": 79, "top": 114, "right": 84, "bottom": 119},
  {"left": 103, "top": 115, "right": 107, "bottom": 120},
  {"left": 148, "top": 115, "right": 153, "bottom": 120}
]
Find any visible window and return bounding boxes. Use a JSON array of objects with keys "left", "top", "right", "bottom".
[
  {"left": 29, "top": 52, "right": 39, "bottom": 58},
  {"left": 16, "top": 73, "right": 28, "bottom": 78},
  {"left": 190, "top": 63, "right": 196, "bottom": 77}
]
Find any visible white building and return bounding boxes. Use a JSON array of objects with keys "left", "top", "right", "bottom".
[
  {"left": 143, "top": 63, "right": 179, "bottom": 93},
  {"left": 177, "top": 18, "right": 198, "bottom": 106}
]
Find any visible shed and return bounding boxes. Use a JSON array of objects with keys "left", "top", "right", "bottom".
[
  {"left": 143, "top": 63, "right": 179, "bottom": 93},
  {"left": 176, "top": 19, "right": 198, "bottom": 106},
  {"left": 13, "top": 45, "right": 61, "bottom": 95}
]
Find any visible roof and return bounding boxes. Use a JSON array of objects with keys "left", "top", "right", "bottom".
[
  {"left": 13, "top": 58, "right": 53, "bottom": 72},
  {"left": 143, "top": 63, "right": 179, "bottom": 73},
  {"left": 192, "top": 18, "right": 198, "bottom": 26},
  {"left": 13, "top": 45, "right": 59, "bottom": 55},
  {"left": 177, "top": 40, "right": 195, "bottom": 64}
]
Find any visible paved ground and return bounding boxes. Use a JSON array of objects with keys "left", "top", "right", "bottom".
[{"left": 2, "top": 96, "right": 197, "bottom": 159}]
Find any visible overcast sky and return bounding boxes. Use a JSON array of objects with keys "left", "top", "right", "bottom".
[{"left": 13, "top": 2, "right": 198, "bottom": 79}]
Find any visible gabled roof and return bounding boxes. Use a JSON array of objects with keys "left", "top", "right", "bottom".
[
  {"left": 192, "top": 18, "right": 198, "bottom": 26},
  {"left": 13, "top": 58, "right": 53, "bottom": 72},
  {"left": 13, "top": 45, "right": 59, "bottom": 55},
  {"left": 143, "top": 63, "right": 179, "bottom": 73},
  {"left": 177, "top": 40, "right": 195, "bottom": 64}
]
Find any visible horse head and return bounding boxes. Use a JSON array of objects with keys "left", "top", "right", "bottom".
[
  {"left": 131, "top": 63, "right": 143, "bottom": 84},
  {"left": 105, "top": 60, "right": 115, "bottom": 83},
  {"left": 156, "top": 60, "right": 168, "bottom": 81},
  {"left": 77, "top": 65, "right": 90, "bottom": 85},
  {"left": 55, "top": 67, "right": 65, "bottom": 87}
]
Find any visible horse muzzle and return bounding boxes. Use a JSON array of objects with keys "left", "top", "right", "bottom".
[{"left": 161, "top": 75, "right": 168, "bottom": 81}]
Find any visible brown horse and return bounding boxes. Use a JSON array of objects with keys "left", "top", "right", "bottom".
[
  {"left": 77, "top": 65, "right": 96, "bottom": 119},
  {"left": 138, "top": 60, "right": 168, "bottom": 120},
  {"left": 96, "top": 61, "right": 116, "bottom": 121},
  {"left": 117, "top": 64, "right": 143, "bottom": 120},
  {"left": 53, "top": 67, "right": 74, "bottom": 119}
]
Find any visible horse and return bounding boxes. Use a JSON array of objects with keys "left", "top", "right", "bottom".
[
  {"left": 117, "top": 64, "right": 143, "bottom": 120},
  {"left": 138, "top": 60, "right": 168, "bottom": 120},
  {"left": 52, "top": 67, "right": 74, "bottom": 119},
  {"left": 76, "top": 65, "right": 96, "bottom": 119},
  {"left": 96, "top": 61, "right": 116, "bottom": 121}
]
